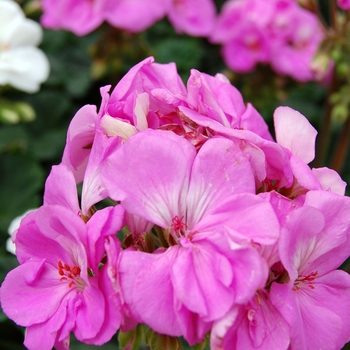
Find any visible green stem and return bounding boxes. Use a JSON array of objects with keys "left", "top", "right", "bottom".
[
  {"left": 153, "top": 225, "right": 169, "bottom": 248},
  {"left": 330, "top": 114, "right": 350, "bottom": 173},
  {"left": 314, "top": 66, "right": 338, "bottom": 167},
  {"left": 331, "top": 0, "right": 338, "bottom": 31}
]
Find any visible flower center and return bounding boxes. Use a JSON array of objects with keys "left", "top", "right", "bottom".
[
  {"left": 293, "top": 271, "right": 318, "bottom": 291},
  {"left": 57, "top": 261, "right": 86, "bottom": 291},
  {"left": 170, "top": 216, "right": 187, "bottom": 239}
]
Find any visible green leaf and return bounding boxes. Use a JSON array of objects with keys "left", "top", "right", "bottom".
[
  {"left": 0, "top": 153, "right": 44, "bottom": 233},
  {"left": 118, "top": 324, "right": 145, "bottom": 350},
  {"left": 0, "top": 125, "right": 29, "bottom": 153},
  {"left": 145, "top": 328, "right": 183, "bottom": 350}
]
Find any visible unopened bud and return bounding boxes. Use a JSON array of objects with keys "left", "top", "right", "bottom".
[
  {"left": 331, "top": 103, "right": 349, "bottom": 123},
  {"left": 0, "top": 108, "right": 20, "bottom": 123},
  {"left": 311, "top": 52, "right": 331, "bottom": 81},
  {"left": 15, "top": 102, "right": 36, "bottom": 122}
]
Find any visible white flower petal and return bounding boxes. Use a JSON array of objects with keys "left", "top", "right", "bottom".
[{"left": 0, "top": 46, "right": 50, "bottom": 93}]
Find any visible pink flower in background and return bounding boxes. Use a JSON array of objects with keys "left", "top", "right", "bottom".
[
  {"left": 338, "top": 0, "right": 350, "bottom": 10},
  {"left": 212, "top": 0, "right": 325, "bottom": 81},
  {"left": 167, "top": 0, "right": 217, "bottom": 36},
  {"left": 41, "top": 0, "right": 216, "bottom": 36},
  {"left": 41, "top": 0, "right": 107, "bottom": 36},
  {"left": 104, "top": 0, "right": 169, "bottom": 33},
  {"left": 269, "top": 3, "right": 325, "bottom": 82}
]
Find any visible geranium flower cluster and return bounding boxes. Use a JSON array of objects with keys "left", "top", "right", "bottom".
[
  {"left": 211, "top": 0, "right": 325, "bottom": 81},
  {"left": 41, "top": 0, "right": 216, "bottom": 37},
  {"left": 1, "top": 57, "right": 350, "bottom": 350}
]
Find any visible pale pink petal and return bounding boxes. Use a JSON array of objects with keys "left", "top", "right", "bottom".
[
  {"left": 106, "top": 0, "right": 168, "bottom": 32},
  {"left": 240, "top": 103, "right": 273, "bottom": 141},
  {"left": 119, "top": 249, "right": 183, "bottom": 336},
  {"left": 212, "top": 291, "right": 290, "bottom": 350},
  {"left": 278, "top": 205, "right": 326, "bottom": 281},
  {"left": 74, "top": 282, "right": 105, "bottom": 341},
  {"left": 274, "top": 106, "right": 317, "bottom": 164},
  {"left": 289, "top": 155, "right": 322, "bottom": 194},
  {"left": 43, "top": 164, "right": 80, "bottom": 214},
  {"left": 0, "top": 260, "right": 69, "bottom": 326},
  {"left": 186, "top": 69, "right": 247, "bottom": 127},
  {"left": 301, "top": 191, "right": 350, "bottom": 273},
  {"left": 168, "top": 0, "right": 216, "bottom": 36},
  {"left": 312, "top": 167, "right": 347, "bottom": 196},
  {"left": 62, "top": 104, "right": 97, "bottom": 183},
  {"left": 81, "top": 129, "right": 121, "bottom": 216},
  {"left": 227, "top": 248, "right": 268, "bottom": 304},
  {"left": 24, "top": 299, "right": 69, "bottom": 350},
  {"left": 196, "top": 193, "right": 280, "bottom": 246},
  {"left": 14, "top": 210, "right": 73, "bottom": 266},
  {"left": 101, "top": 129, "right": 195, "bottom": 228},
  {"left": 85, "top": 205, "right": 125, "bottom": 267},
  {"left": 82, "top": 266, "right": 122, "bottom": 345},
  {"left": 186, "top": 137, "right": 255, "bottom": 228},
  {"left": 171, "top": 241, "right": 234, "bottom": 321},
  {"left": 41, "top": 0, "right": 105, "bottom": 36}
]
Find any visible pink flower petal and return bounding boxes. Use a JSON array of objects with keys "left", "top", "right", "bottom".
[
  {"left": 101, "top": 129, "right": 195, "bottom": 228},
  {"left": 274, "top": 106, "right": 317, "bottom": 164},
  {"left": 186, "top": 137, "right": 255, "bottom": 228}
]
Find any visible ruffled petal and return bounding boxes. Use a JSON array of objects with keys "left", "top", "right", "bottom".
[
  {"left": 186, "top": 138, "right": 255, "bottom": 228},
  {"left": 101, "top": 129, "right": 195, "bottom": 228},
  {"left": 274, "top": 106, "right": 317, "bottom": 164}
]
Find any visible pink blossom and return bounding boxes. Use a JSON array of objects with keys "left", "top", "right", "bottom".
[
  {"left": 212, "top": 0, "right": 325, "bottom": 81},
  {"left": 270, "top": 191, "right": 350, "bottom": 350},
  {"left": 269, "top": 3, "right": 325, "bottom": 82},
  {"left": 101, "top": 129, "right": 279, "bottom": 344},
  {"left": 104, "top": 0, "right": 169, "bottom": 33},
  {"left": 62, "top": 57, "right": 279, "bottom": 191},
  {"left": 210, "top": 290, "right": 290, "bottom": 350},
  {"left": 0, "top": 165, "right": 125, "bottom": 349},
  {"left": 338, "top": 0, "right": 350, "bottom": 10},
  {"left": 41, "top": 0, "right": 216, "bottom": 36},
  {"left": 272, "top": 106, "right": 348, "bottom": 197},
  {"left": 167, "top": 0, "right": 216, "bottom": 36},
  {"left": 41, "top": 0, "right": 107, "bottom": 36}
]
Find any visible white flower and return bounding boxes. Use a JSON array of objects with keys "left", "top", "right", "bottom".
[
  {"left": 7, "top": 209, "right": 36, "bottom": 255},
  {"left": 0, "top": 0, "right": 50, "bottom": 93}
]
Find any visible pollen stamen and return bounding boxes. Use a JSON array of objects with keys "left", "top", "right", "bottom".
[
  {"left": 57, "top": 260, "right": 86, "bottom": 291},
  {"left": 293, "top": 271, "right": 318, "bottom": 291}
]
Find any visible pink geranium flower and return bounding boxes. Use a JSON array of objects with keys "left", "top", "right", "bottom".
[
  {"left": 0, "top": 164, "right": 125, "bottom": 349},
  {"left": 41, "top": 0, "right": 216, "bottom": 36},
  {"left": 101, "top": 129, "right": 280, "bottom": 344},
  {"left": 212, "top": 0, "right": 325, "bottom": 81},
  {"left": 41, "top": 0, "right": 107, "bottom": 36},
  {"left": 338, "top": 0, "right": 350, "bottom": 10},
  {"left": 167, "top": 0, "right": 216, "bottom": 36},
  {"left": 270, "top": 191, "right": 350, "bottom": 350},
  {"left": 105, "top": 0, "right": 169, "bottom": 33},
  {"left": 210, "top": 289, "right": 290, "bottom": 350}
]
